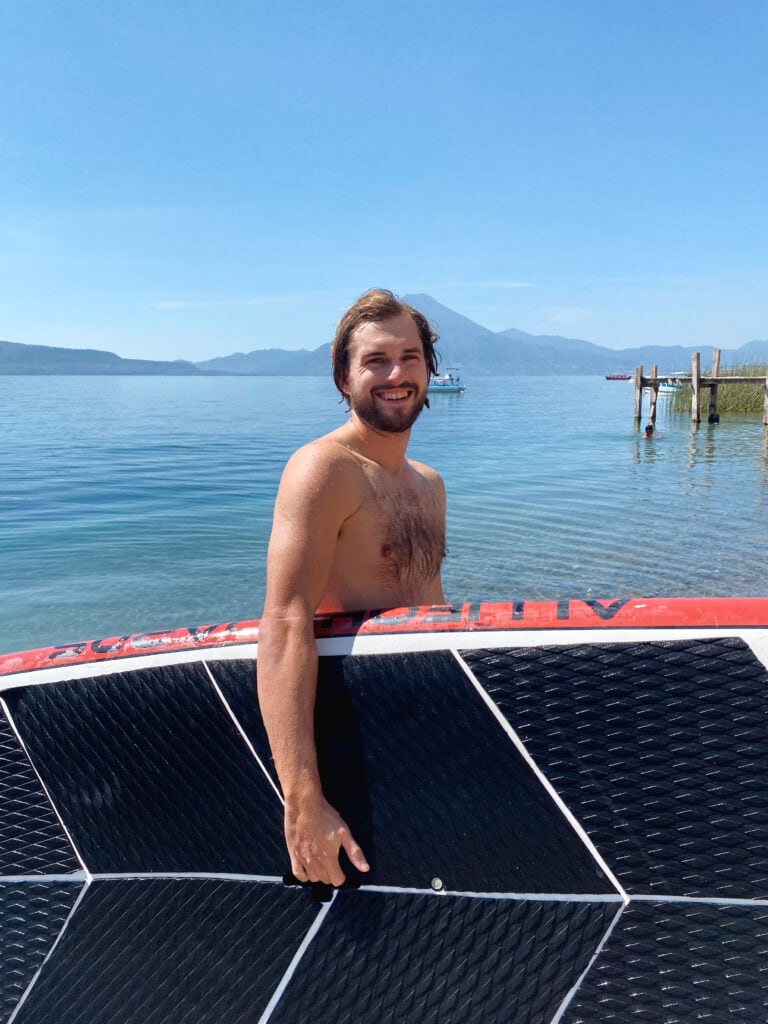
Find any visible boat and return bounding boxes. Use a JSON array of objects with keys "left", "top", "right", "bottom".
[
  {"left": 428, "top": 367, "right": 465, "bottom": 393},
  {"left": 605, "top": 373, "right": 632, "bottom": 380},
  {"left": 655, "top": 373, "right": 686, "bottom": 394},
  {"left": 659, "top": 371, "right": 687, "bottom": 393},
  {"left": 2, "top": 596, "right": 768, "bottom": 1022}
]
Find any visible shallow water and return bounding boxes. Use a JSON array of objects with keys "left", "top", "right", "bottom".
[{"left": 1, "top": 374, "right": 766, "bottom": 654}]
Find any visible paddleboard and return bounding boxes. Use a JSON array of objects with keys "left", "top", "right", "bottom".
[{"left": 2, "top": 597, "right": 768, "bottom": 1023}]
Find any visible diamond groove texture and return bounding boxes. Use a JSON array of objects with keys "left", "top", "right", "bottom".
[
  {"left": 462, "top": 638, "right": 768, "bottom": 898},
  {"left": 562, "top": 901, "right": 768, "bottom": 1023},
  {"left": 2, "top": 662, "right": 285, "bottom": 873},
  {"left": 12, "top": 878, "right": 321, "bottom": 1024},
  {"left": 242, "top": 651, "right": 610, "bottom": 893},
  {"left": 0, "top": 708, "right": 78, "bottom": 874},
  {"left": 0, "top": 881, "right": 82, "bottom": 1021},
  {"left": 4, "top": 639, "right": 768, "bottom": 1023},
  {"left": 271, "top": 890, "right": 618, "bottom": 1024}
]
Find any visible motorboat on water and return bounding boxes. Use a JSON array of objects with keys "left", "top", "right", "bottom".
[
  {"left": 605, "top": 373, "right": 632, "bottom": 380},
  {"left": 428, "top": 368, "right": 465, "bottom": 393},
  {"left": 659, "top": 371, "right": 687, "bottom": 393}
]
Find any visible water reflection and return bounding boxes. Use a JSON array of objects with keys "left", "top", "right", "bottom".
[
  {"left": 755, "top": 430, "right": 768, "bottom": 510},
  {"left": 632, "top": 435, "right": 661, "bottom": 464},
  {"left": 684, "top": 419, "right": 761, "bottom": 467}
]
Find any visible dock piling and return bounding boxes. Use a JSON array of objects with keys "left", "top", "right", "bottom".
[
  {"left": 708, "top": 349, "right": 721, "bottom": 423},
  {"left": 648, "top": 364, "right": 658, "bottom": 424},
  {"left": 691, "top": 352, "right": 701, "bottom": 424},
  {"left": 633, "top": 365, "right": 643, "bottom": 422}
]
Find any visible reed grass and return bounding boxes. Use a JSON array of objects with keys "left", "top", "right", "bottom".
[{"left": 668, "top": 362, "right": 767, "bottom": 416}]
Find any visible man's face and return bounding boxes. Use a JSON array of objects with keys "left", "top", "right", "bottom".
[{"left": 343, "top": 314, "right": 429, "bottom": 434}]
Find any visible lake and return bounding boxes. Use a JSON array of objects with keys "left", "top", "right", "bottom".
[{"left": 1, "top": 374, "right": 767, "bottom": 655}]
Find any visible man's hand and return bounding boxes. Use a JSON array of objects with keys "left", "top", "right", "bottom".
[{"left": 285, "top": 793, "right": 369, "bottom": 887}]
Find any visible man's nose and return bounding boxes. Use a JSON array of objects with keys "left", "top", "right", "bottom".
[{"left": 386, "top": 360, "right": 407, "bottom": 382}]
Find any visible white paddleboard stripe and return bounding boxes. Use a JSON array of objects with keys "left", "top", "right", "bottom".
[{"left": 450, "top": 650, "right": 630, "bottom": 904}]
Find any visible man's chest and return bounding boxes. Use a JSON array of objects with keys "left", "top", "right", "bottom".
[{"left": 339, "top": 477, "right": 444, "bottom": 573}]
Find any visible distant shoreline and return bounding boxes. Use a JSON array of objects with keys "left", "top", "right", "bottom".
[{"left": 4, "top": 291, "right": 767, "bottom": 377}]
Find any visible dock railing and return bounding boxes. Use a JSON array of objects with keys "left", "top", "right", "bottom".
[{"left": 634, "top": 349, "right": 768, "bottom": 426}]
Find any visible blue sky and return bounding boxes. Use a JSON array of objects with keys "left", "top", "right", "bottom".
[{"left": 2, "top": 0, "right": 767, "bottom": 360}]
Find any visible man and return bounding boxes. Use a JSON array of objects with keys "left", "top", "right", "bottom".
[{"left": 257, "top": 289, "right": 447, "bottom": 887}]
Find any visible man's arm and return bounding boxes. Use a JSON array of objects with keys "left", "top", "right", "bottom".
[{"left": 257, "top": 443, "right": 370, "bottom": 886}]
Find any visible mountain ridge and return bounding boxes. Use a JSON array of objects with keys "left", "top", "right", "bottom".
[
  {"left": 2, "top": 296, "right": 767, "bottom": 375},
  {"left": 0, "top": 339, "right": 211, "bottom": 376}
]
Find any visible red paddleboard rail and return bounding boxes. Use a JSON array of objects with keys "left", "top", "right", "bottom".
[{"left": 2, "top": 597, "right": 768, "bottom": 678}]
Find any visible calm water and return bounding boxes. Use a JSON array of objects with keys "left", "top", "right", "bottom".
[{"left": 2, "top": 375, "right": 767, "bottom": 655}]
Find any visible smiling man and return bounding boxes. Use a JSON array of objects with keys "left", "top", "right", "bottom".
[{"left": 257, "top": 289, "right": 447, "bottom": 886}]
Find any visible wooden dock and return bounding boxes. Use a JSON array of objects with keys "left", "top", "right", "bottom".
[{"left": 634, "top": 349, "right": 768, "bottom": 426}]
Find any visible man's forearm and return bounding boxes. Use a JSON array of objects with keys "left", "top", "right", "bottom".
[
  {"left": 256, "top": 612, "right": 369, "bottom": 885},
  {"left": 256, "top": 614, "right": 324, "bottom": 804}
]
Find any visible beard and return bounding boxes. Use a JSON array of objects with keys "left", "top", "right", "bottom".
[{"left": 350, "top": 385, "right": 428, "bottom": 433}]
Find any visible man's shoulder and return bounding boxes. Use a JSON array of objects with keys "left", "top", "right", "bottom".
[
  {"left": 406, "top": 459, "right": 446, "bottom": 515},
  {"left": 288, "top": 431, "right": 355, "bottom": 468},
  {"left": 407, "top": 456, "right": 444, "bottom": 486},
  {"left": 281, "top": 433, "right": 367, "bottom": 495}
]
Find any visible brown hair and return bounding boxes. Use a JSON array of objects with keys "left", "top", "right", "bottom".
[{"left": 331, "top": 289, "right": 439, "bottom": 399}]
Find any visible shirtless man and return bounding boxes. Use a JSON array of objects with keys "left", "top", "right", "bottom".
[{"left": 257, "top": 289, "right": 447, "bottom": 887}]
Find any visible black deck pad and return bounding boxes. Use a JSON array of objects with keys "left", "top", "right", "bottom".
[
  {"left": 562, "top": 900, "right": 768, "bottom": 1023},
  {"left": 0, "top": 881, "right": 82, "bottom": 1022},
  {"left": 462, "top": 637, "right": 768, "bottom": 898},
  {"left": 7, "top": 635, "right": 768, "bottom": 1022},
  {"left": 11, "top": 877, "right": 321, "bottom": 1024},
  {"left": 0, "top": 708, "right": 79, "bottom": 874},
  {"left": 271, "top": 889, "right": 617, "bottom": 1024},
  {"left": 229, "top": 652, "right": 613, "bottom": 893},
  {"left": 3, "top": 663, "right": 286, "bottom": 874}
]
